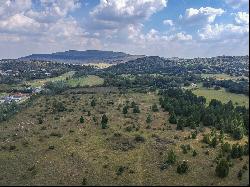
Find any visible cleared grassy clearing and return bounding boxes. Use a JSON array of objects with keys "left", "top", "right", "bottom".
[
  {"left": 183, "top": 83, "right": 249, "bottom": 107},
  {"left": 85, "top": 63, "right": 113, "bottom": 69},
  {"left": 193, "top": 87, "right": 248, "bottom": 108},
  {"left": 25, "top": 71, "right": 75, "bottom": 87},
  {"left": 67, "top": 75, "right": 104, "bottom": 87}
]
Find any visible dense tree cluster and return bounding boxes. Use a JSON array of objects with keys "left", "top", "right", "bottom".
[
  {"left": 159, "top": 88, "right": 249, "bottom": 139},
  {"left": 103, "top": 73, "right": 199, "bottom": 90},
  {"left": 44, "top": 81, "right": 69, "bottom": 95},
  {"left": 203, "top": 79, "right": 249, "bottom": 96},
  {"left": 0, "top": 101, "right": 18, "bottom": 122}
]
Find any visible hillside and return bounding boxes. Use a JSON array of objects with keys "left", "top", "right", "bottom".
[{"left": 18, "top": 50, "right": 144, "bottom": 65}]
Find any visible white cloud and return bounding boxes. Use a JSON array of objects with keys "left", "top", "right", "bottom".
[
  {"left": 26, "top": 0, "right": 81, "bottom": 23},
  {"left": 163, "top": 19, "right": 174, "bottom": 26},
  {"left": 198, "top": 23, "right": 249, "bottom": 41},
  {"left": 235, "top": 12, "right": 249, "bottom": 25},
  {"left": 0, "top": 14, "right": 41, "bottom": 34},
  {"left": 90, "top": 0, "right": 167, "bottom": 27},
  {"left": 0, "top": 0, "right": 83, "bottom": 38},
  {"left": 0, "top": 0, "right": 32, "bottom": 19},
  {"left": 170, "top": 32, "right": 192, "bottom": 41},
  {"left": 224, "top": 0, "right": 249, "bottom": 9},
  {"left": 182, "top": 7, "right": 225, "bottom": 25}
]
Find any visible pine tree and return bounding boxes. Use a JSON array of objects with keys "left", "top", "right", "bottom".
[
  {"left": 91, "top": 99, "right": 96, "bottom": 107},
  {"left": 80, "top": 116, "right": 84, "bottom": 123},
  {"left": 101, "top": 114, "right": 108, "bottom": 129},
  {"left": 152, "top": 104, "right": 159, "bottom": 112},
  {"left": 215, "top": 159, "right": 229, "bottom": 178},
  {"left": 169, "top": 112, "right": 177, "bottom": 124},
  {"left": 146, "top": 114, "right": 152, "bottom": 124},
  {"left": 123, "top": 106, "right": 128, "bottom": 114}
]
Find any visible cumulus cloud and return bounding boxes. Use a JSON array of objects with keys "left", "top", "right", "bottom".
[
  {"left": 163, "top": 19, "right": 174, "bottom": 26},
  {"left": 26, "top": 0, "right": 81, "bottom": 23},
  {"left": 181, "top": 7, "right": 225, "bottom": 25},
  {"left": 90, "top": 0, "right": 167, "bottom": 27},
  {"left": 0, "top": 0, "right": 32, "bottom": 19},
  {"left": 168, "top": 32, "right": 192, "bottom": 41},
  {"left": 224, "top": 0, "right": 249, "bottom": 9},
  {"left": 198, "top": 23, "right": 249, "bottom": 41},
  {"left": 235, "top": 12, "right": 249, "bottom": 25},
  {"left": 0, "top": 0, "right": 86, "bottom": 42},
  {"left": 0, "top": 14, "right": 41, "bottom": 34}
]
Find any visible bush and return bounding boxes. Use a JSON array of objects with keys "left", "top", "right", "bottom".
[
  {"left": 152, "top": 104, "right": 159, "bottom": 112},
  {"left": 238, "top": 170, "right": 243, "bottom": 180},
  {"left": 215, "top": 159, "right": 229, "bottom": 178},
  {"left": 180, "top": 144, "right": 191, "bottom": 154},
  {"left": 211, "top": 136, "right": 218, "bottom": 148},
  {"left": 192, "top": 150, "right": 198, "bottom": 157},
  {"left": 52, "top": 100, "right": 66, "bottom": 112},
  {"left": 49, "top": 145, "right": 55, "bottom": 150},
  {"left": 134, "top": 135, "right": 145, "bottom": 143},
  {"left": 231, "top": 144, "right": 244, "bottom": 159},
  {"left": 191, "top": 130, "right": 197, "bottom": 139},
  {"left": 177, "top": 161, "right": 189, "bottom": 174},
  {"left": 82, "top": 178, "right": 87, "bottom": 185},
  {"left": 146, "top": 114, "right": 152, "bottom": 124},
  {"left": 177, "top": 117, "right": 185, "bottom": 130},
  {"left": 221, "top": 142, "right": 231, "bottom": 154},
  {"left": 80, "top": 116, "right": 84, "bottom": 123},
  {"left": 160, "top": 150, "right": 177, "bottom": 171},
  {"left": 232, "top": 125, "right": 244, "bottom": 140},
  {"left": 91, "top": 99, "right": 96, "bottom": 107},
  {"left": 133, "top": 105, "right": 140, "bottom": 113},
  {"left": 166, "top": 150, "right": 177, "bottom": 164},
  {"left": 38, "top": 118, "right": 43, "bottom": 124},
  {"left": 101, "top": 114, "right": 108, "bottom": 129},
  {"left": 123, "top": 106, "right": 128, "bottom": 114},
  {"left": 169, "top": 113, "right": 177, "bottom": 124},
  {"left": 116, "top": 166, "right": 126, "bottom": 176}
]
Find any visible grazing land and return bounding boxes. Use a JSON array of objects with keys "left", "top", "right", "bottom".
[
  {"left": 67, "top": 75, "right": 104, "bottom": 87},
  {"left": 25, "top": 71, "right": 75, "bottom": 87},
  {"left": 185, "top": 84, "right": 249, "bottom": 108},
  {"left": 0, "top": 91, "right": 248, "bottom": 186}
]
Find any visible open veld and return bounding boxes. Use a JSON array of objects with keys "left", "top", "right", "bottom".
[{"left": 0, "top": 88, "right": 248, "bottom": 186}]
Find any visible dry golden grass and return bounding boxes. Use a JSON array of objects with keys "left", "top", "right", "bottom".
[{"left": 0, "top": 90, "right": 248, "bottom": 185}]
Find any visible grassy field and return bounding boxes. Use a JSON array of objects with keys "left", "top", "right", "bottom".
[
  {"left": 193, "top": 87, "right": 249, "bottom": 108},
  {"left": 85, "top": 63, "right": 113, "bottom": 69},
  {"left": 25, "top": 71, "right": 75, "bottom": 87},
  {"left": 201, "top": 73, "right": 249, "bottom": 81},
  {"left": 67, "top": 75, "right": 104, "bottom": 87},
  {"left": 184, "top": 84, "right": 249, "bottom": 108},
  {"left": 0, "top": 90, "right": 248, "bottom": 185}
]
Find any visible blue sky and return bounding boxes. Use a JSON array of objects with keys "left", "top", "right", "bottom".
[{"left": 0, "top": 0, "right": 248, "bottom": 59}]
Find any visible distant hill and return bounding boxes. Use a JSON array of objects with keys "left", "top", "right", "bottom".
[
  {"left": 106, "top": 56, "right": 183, "bottom": 74},
  {"left": 18, "top": 50, "right": 144, "bottom": 64}
]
